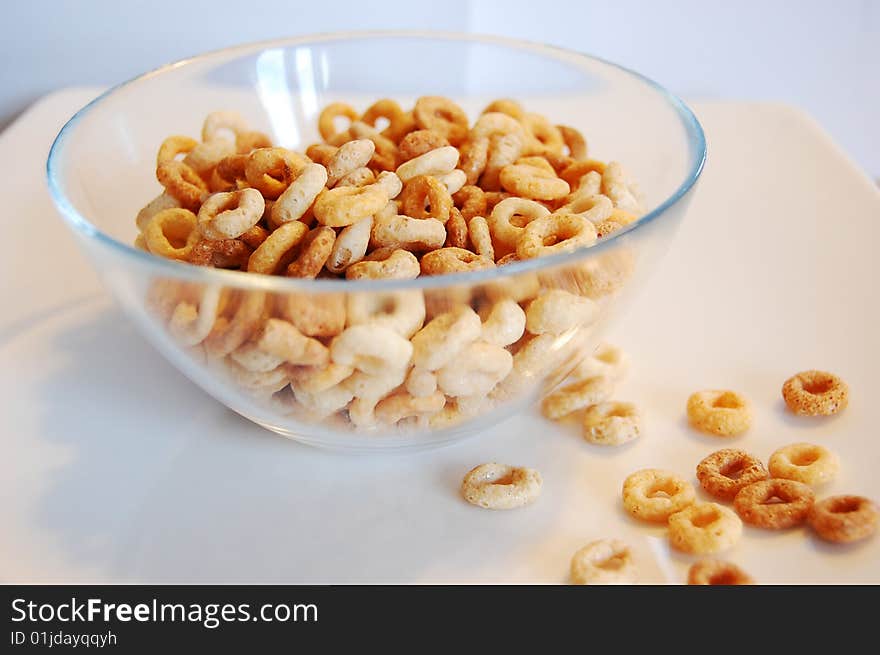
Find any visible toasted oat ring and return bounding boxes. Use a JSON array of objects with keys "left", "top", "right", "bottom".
[
  {"left": 781, "top": 370, "right": 849, "bottom": 416},
  {"left": 458, "top": 137, "right": 489, "bottom": 185},
  {"left": 313, "top": 184, "right": 388, "bottom": 227},
  {"left": 622, "top": 469, "right": 696, "bottom": 523},
  {"left": 570, "top": 539, "right": 636, "bottom": 585},
  {"left": 516, "top": 212, "right": 597, "bottom": 259},
  {"left": 235, "top": 130, "right": 273, "bottom": 154},
  {"left": 488, "top": 197, "right": 550, "bottom": 254},
  {"left": 156, "top": 161, "right": 207, "bottom": 210},
  {"left": 461, "top": 463, "right": 542, "bottom": 510},
  {"left": 733, "top": 479, "right": 815, "bottom": 529},
  {"left": 202, "top": 111, "right": 249, "bottom": 143},
  {"left": 336, "top": 166, "right": 375, "bottom": 188},
  {"left": 686, "top": 390, "right": 752, "bottom": 437},
  {"left": 245, "top": 147, "right": 307, "bottom": 199},
  {"left": 286, "top": 226, "right": 336, "bottom": 278},
  {"left": 768, "top": 442, "right": 840, "bottom": 486},
  {"left": 215, "top": 153, "right": 248, "bottom": 185},
  {"left": 399, "top": 175, "right": 454, "bottom": 224},
  {"left": 499, "top": 162, "right": 570, "bottom": 200},
  {"left": 557, "top": 125, "right": 588, "bottom": 160},
  {"left": 453, "top": 185, "right": 487, "bottom": 220},
  {"left": 463, "top": 217, "right": 491, "bottom": 261},
  {"left": 560, "top": 159, "right": 607, "bottom": 187},
  {"left": 557, "top": 192, "right": 614, "bottom": 223},
  {"left": 271, "top": 163, "right": 329, "bottom": 225},
  {"left": 444, "top": 207, "right": 468, "bottom": 249},
  {"left": 143, "top": 208, "right": 201, "bottom": 260},
  {"left": 345, "top": 248, "right": 420, "bottom": 280},
  {"left": 318, "top": 102, "right": 359, "bottom": 141},
  {"left": 696, "top": 449, "right": 769, "bottom": 501},
  {"left": 420, "top": 247, "right": 495, "bottom": 276},
  {"left": 668, "top": 502, "right": 743, "bottom": 554},
  {"left": 325, "top": 138, "right": 375, "bottom": 186},
  {"left": 157, "top": 135, "right": 198, "bottom": 166},
  {"left": 413, "top": 96, "right": 469, "bottom": 146},
  {"left": 398, "top": 130, "right": 450, "bottom": 162},
  {"left": 521, "top": 113, "right": 565, "bottom": 155},
  {"left": 202, "top": 290, "right": 266, "bottom": 357},
  {"left": 361, "top": 98, "right": 404, "bottom": 131},
  {"left": 541, "top": 376, "right": 612, "bottom": 420},
  {"left": 808, "top": 495, "right": 879, "bottom": 543},
  {"left": 348, "top": 121, "right": 400, "bottom": 171},
  {"left": 687, "top": 560, "right": 754, "bottom": 585},
  {"left": 383, "top": 109, "right": 417, "bottom": 143},
  {"left": 246, "top": 221, "right": 309, "bottom": 274},
  {"left": 583, "top": 402, "right": 642, "bottom": 446},
  {"left": 187, "top": 237, "right": 252, "bottom": 269},
  {"left": 197, "top": 188, "right": 265, "bottom": 239}
]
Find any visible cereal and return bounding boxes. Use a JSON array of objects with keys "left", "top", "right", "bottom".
[
  {"left": 202, "top": 110, "right": 249, "bottom": 143},
  {"left": 330, "top": 325, "right": 413, "bottom": 375},
  {"left": 156, "top": 161, "right": 207, "bottom": 210},
  {"left": 405, "top": 366, "right": 438, "bottom": 398},
  {"left": 326, "top": 216, "right": 373, "bottom": 273},
  {"left": 781, "top": 370, "right": 849, "bottom": 416},
  {"left": 157, "top": 135, "right": 198, "bottom": 166},
  {"left": 460, "top": 463, "right": 542, "bottom": 510},
  {"left": 188, "top": 237, "right": 252, "bottom": 269},
  {"left": 525, "top": 289, "right": 597, "bottom": 335},
  {"left": 686, "top": 390, "right": 752, "bottom": 437},
  {"left": 245, "top": 147, "right": 306, "bottom": 199},
  {"left": 516, "top": 212, "right": 597, "bottom": 259},
  {"left": 256, "top": 318, "right": 329, "bottom": 366},
  {"left": 623, "top": 469, "right": 696, "bottom": 523},
  {"left": 482, "top": 99, "right": 524, "bottom": 121},
  {"left": 197, "top": 188, "right": 265, "bottom": 239},
  {"left": 453, "top": 185, "right": 487, "bottom": 220},
  {"left": 395, "top": 145, "right": 459, "bottom": 182},
  {"left": 481, "top": 133, "right": 523, "bottom": 191},
  {"left": 313, "top": 184, "right": 388, "bottom": 227},
  {"left": 570, "top": 539, "right": 636, "bottom": 585},
  {"left": 556, "top": 192, "right": 613, "bottom": 223},
  {"left": 286, "top": 226, "right": 336, "bottom": 278},
  {"left": 345, "top": 248, "right": 420, "bottom": 280},
  {"left": 733, "top": 479, "right": 815, "bottom": 529},
  {"left": 411, "top": 306, "right": 482, "bottom": 371},
  {"left": 420, "top": 248, "right": 495, "bottom": 276},
  {"left": 583, "top": 402, "right": 642, "bottom": 446},
  {"left": 444, "top": 207, "right": 468, "bottom": 249},
  {"left": 235, "top": 130, "right": 273, "bottom": 154},
  {"left": 499, "top": 161, "right": 569, "bottom": 200},
  {"left": 488, "top": 197, "right": 550, "bottom": 255},
  {"left": 668, "top": 502, "right": 743, "bottom": 554},
  {"left": 541, "top": 376, "right": 613, "bottom": 420},
  {"left": 479, "top": 299, "right": 526, "bottom": 347},
  {"left": 325, "top": 139, "right": 375, "bottom": 186},
  {"left": 246, "top": 221, "right": 308, "bottom": 274},
  {"left": 458, "top": 137, "right": 489, "bottom": 185},
  {"left": 436, "top": 341, "right": 513, "bottom": 396},
  {"left": 696, "top": 449, "right": 769, "bottom": 501},
  {"left": 557, "top": 125, "right": 587, "bottom": 160},
  {"left": 277, "top": 292, "right": 346, "bottom": 338},
  {"left": 437, "top": 169, "right": 467, "bottom": 195},
  {"left": 398, "top": 129, "right": 450, "bottom": 162},
  {"left": 572, "top": 343, "right": 629, "bottom": 381},
  {"left": 808, "top": 495, "right": 879, "bottom": 543},
  {"left": 601, "top": 161, "right": 642, "bottom": 214},
  {"left": 768, "top": 443, "right": 840, "bottom": 486},
  {"left": 318, "top": 102, "right": 358, "bottom": 141},
  {"left": 413, "top": 96, "right": 469, "bottom": 146},
  {"left": 345, "top": 290, "right": 425, "bottom": 338},
  {"left": 136, "top": 192, "right": 182, "bottom": 232},
  {"left": 143, "top": 208, "right": 201, "bottom": 260},
  {"left": 399, "top": 175, "right": 454, "bottom": 223},
  {"left": 374, "top": 390, "right": 446, "bottom": 425},
  {"left": 687, "top": 560, "right": 754, "bottom": 585},
  {"left": 370, "top": 215, "right": 447, "bottom": 252},
  {"left": 361, "top": 98, "right": 404, "bottom": 131}
]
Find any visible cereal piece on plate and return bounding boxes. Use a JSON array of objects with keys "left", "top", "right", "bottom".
[
  {"left": 686, "top": 389, "right": 751, "bottom": 437},
  {"left": 460, "top": 463, "right": 542, "bottom": 510},
  {"left": 622, "top": 468, "right": 696, "bottom": 523},
  {"left": 582, "top": 401, "right": 642, "bottom": 446},
  {"left": 541, "top": 376, "right": 613, "bottom": 420},
  {"left": 768, "top": 442, "right": 840, "bottom": 486},
  {"left": 696, "top": 448, "right": 769, "bottom": 501},
  {"left": 669, "top": 502, "right": 742, "bottom": 555},
  {"left": 687, "top": 559, "right": 754, "bottom": 585},
  {"left": 570, "top": 539, "right": 636, "bottom": 585},
  {"left": 733, "top": 479, "right": 815, "bottom": 529},
  {"left": 782, "top": 370, "right": 849, "bottom": 416},
  {"left": 808, "top": 495, "right": 878, "bottom": 543}
]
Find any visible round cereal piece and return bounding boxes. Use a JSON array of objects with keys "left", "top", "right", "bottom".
[
  {"left": 345, "top": 248, "right": 420, "bottom": 280},
  {"left": 399, "top": 174, "right": 454, "bottom": 224},
  {"left": 482, "top": 98, "right": 524, "bottom": 121},
  {"left": 361, "top": 98, "right": 404, "bottom": 131},
  {"left": 668, "top": 502, "right": 743, "bottom": 555},
  {"left": 499, "top": 162, "right": 570, "bottom": 200},
  {"left": 696, "top": 449, "right": 770, "bottom": 501},
  {"left": 557, "top": 124, "right": 588, "bottom": 160},
  {"left": 733, "top": 479, "right": 815, "bottom": 529},
  {"left": 460, "top": 463, "right": 542, "bottom": 510},
  {"left": 156, "top": 161, "right": 207, "bottom": 210},
  {"left": 808, "top": 495, "right": 879, "bottom": 543},
  {"left": 413, "top": 96, "right": 469, "bottom": 146},
  {"left": 781, "top": 370, "right": 849, "bottom": 416},
  {"left": 687, "top": 560, "right": 754, "bottom": 585},
  {"left": 583, "top": 402, "right": 642, "bottom": 446},
  {"left": 245, "top": 147, "right": 307, "bottom": 199},
  {"left": 541, "top": 376, "right": 613, "bottom": 420},
  {"left": 622, "top": 469, "right": 696, "bottom": 523},
  {"left": 420, "top": 247, "right": 495, "bottom": 276},
  {"left": 570, "top": 539, "right": 636, "bottom": 585},
  {"left": 572, "top": 342, "right": 629, "bottom": 382},
  {"left": 286, "top": 226, "right": 336, "bottom": 278},
  {"left": 686, "top": 390, "right": 752, "bottom": 437},
  {"left": 453, "top": 185, "right": 487, "bottom": 220},
  {"left": 143, "top": 208, "right": 201, "bottom": 261},
  {"left": 444, "top": 206, "right": 468, "bottom": 249},
  {"left": 768, "top": 442, "right": 840, "bottom": 486},
  {"left": 458, "top": 137, "right": 490, "bottom": 185},
  {"left": 318, "top": 102, "right": 359, "bottom": 141},
  {"left": 516, "top": 212, "right": 597, "bottom": 259},
  {"left": 313, "top": 184, "right": 388, "bottom": 227},
  {"left": 398, "top": 129, "right": 450, "bottom": 162},
  {"left": 246, "top": 221, "right": 309, "bottom": 274}
]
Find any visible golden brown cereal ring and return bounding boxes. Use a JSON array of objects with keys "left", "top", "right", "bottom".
[
  {"left": 187, "top": 237, "right": 252, "bottom": 269},
  {"left": 733, "top": 479, "right": 815, "bottom": 529},
  {"left": 157, "top": 135, "right": 197, "bottom": 166},
  {"left": 488, "top": 197, "right": 550, "bottom": 255},
  {"left": 768, "top": 443, "right": 840, "bottom": 486},
  {"left": 135, "top": 192, "right": 182, "bottom": 232},
  {"left": 305, "top": 142, "right": 337, "bottom": 166},
  {"left": 399, "top": 175, "right": 454, "bottom": 224},
  {"left": 414, "top": 96, "right": 469, "bottom": 146},
  {"left": 556, "top": 191, "right": 614, "bottom": 222},
  {"left": 516, "top": 212, "right": 597, "bottom": 259},
  {"left": 345, "top": 248, "right": 420, "bottom": 280},
  {"left": 560, "top": 159, "right": 607, "bottom": 187},
  {"left": 143, "top": 208, "right": 201, "bottom": 260},
  {"left": 482, "top": 98, "right": 524, "bottom": 121},
  {"left": 383, "top": 109, "right": 417, "bottom": 143},
  {"left": 521, "top": 113, "right": 565, "bottom": 155},
  {"left": 453, "top": 185, "right": 488, "bottom": 220},
  {"left": 444, "top": 207, "right": 468, "bottom": 249},
  {"left": 696, "top": 449, "right": 769, "bottom": 501},
  {"left": 583, "top": 402, "right": 642, "bottom": 446},
  {"left": 686, "top": 390, "right": 752, "bottom": 437},
  {"left": 420, "top": 247, "right": 495, "bottom": 276},
  {"left": 361, "top": 98, "right": 404, "bottom": 131},
  {"left": 500, "top": 162, "right": 569, "bottom": 200},
  {"left": 808, "top": 495, "right": 879, "bottom": 543},
  {"left": 622, "top": 469, "right": 696, "bottom": 523},
  {"left": 668, "top": 502, "right": 743, "bottom": 554},
  {"left": 156, "top": 161, "right": 207, "bottom": 210},
  {"left": 246, "top": 221, "right": 308, "bottom": 274},
  {"left": 483, "top": 191, "right": 512, "bottom": 213},
  {"left": 318, "top": 102, "right": 359, "bottom": 141},
  {"left": 781, "top": 370, "right": 849, "bottom": 416},
  {"left": 398, "top": 129, "right": 450, "bottom": 162},
  {"left": 460, "top": 462, "right": 542, "bottom": 510},
  {"left": 570, "top": 539, "right": 636, "bottom": 585},
  {"left": 348, "top": 121, "right": 399, "bottom": 171},
  {"left": 557, "top": 125, "right": 587, "bottom": 160},
  {"left": 458, "top": 136, "right": 490, "bottom": 185},
  {"left": 687, "top": 560, "right": 754, "bottom": 585},
  {"left": 215, "top": 153, "right": 248, "bottom": 186},
  {"left": 286, "top": 226, "right": 336, "bottom": 278},
  {"left": 245, "top": 147, "right": 306, "bottom": 200},
  {"left": 235, "top": 130, "right": 273, "bottom": 154},
  {"left": 313, "top": 184, "right": 388, "bottom": 228},
  {"left": 541, "top": 376, "right": 613, "bottom": 420}
]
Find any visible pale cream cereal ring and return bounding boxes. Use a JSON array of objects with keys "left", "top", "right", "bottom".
[
  {"left": 318, "top": 102, "right": 358, "bottom": 141},
  {"left": 461, "top": 463, "right": 542, "bottom": 510},
  {"left": 326, "top": 139, "right": 375, "bottom": 186},
  {"left": 405, "top": 366, "right": 438, "bottom": 398},
  {"left": 271, "top": 163, "right": 329, "bottom": 224},
  {"left": 374, "top": 390, "right": 446, "bottom": 425},
  {"left": 556, "top": 192, "right": 614, "bottom": 223},
  {"left": 286, "top": 226, "right": 336, "bottom": 278},
  {"left": 183, "top": 139, "right": 236, "bottom": 180},
  {"left": 203, "top": 290, "right": 266, "bottom": 357},
  {"left": 287, "top": 362, "right": 354, "bottom": 394},
  {"left": 224, "top": 358, "right": 290, "bottom": 395},
  {"left": 345, "top": 248, "right": 420, "bottom": 280},
  {"left": 342, "top": 367, "right": 407, "bottom": 402},
  {"left": 479, "top": 299, "right": 526, "bottom": 347},
  {"left": 313, "top": 184, "right": 388, "bottom": 228},
  {"left": 557, "top": 125, "right": 587, "bottom": 160},
  {"left": 411, "top": 306, "right": 482, "bottom": 371},
  {"left": 458, "top": 137, "right": 489, "bottom": 185},
  {"left": 136, "top": 192, "right": 182, "bottom": 232},
  {"left": 246, "top": 221, "right": 308, "bottom": 274},
  {"left": 781, "top": 370, "right": 849, "bottom": 416},
  {"left": 583, "top": 402, "right": 642, "bottom": 446},
  {"left": 293, "top": 382, "right": 355, "bottom": 419},
  {"left": 668, "top": 502, "right": 743, "bottom": 554},
  {"left": 500, "top": 162, "right": 569, "bottom": 200},
  {"left": 347, "top": 396, "right": 382, "bottom": 429},
  {"left": 471, "top": 112, "right": 528, "bottom": 143},
  {"left": 437, "top": 341, "right": 513, "bottom": 396},
  {"left": 574, "top": 170, "right": 602, "bottom": 196},
  {"left": 156, "top": 161, "right": 207, "bottom": 210},
  {"left": 373, "top": 170, "right": 403, "bottom": 200},
  {"left": 445, "top": 207, "right": 469, "bottom": 249},
  {"left": 560, "top": 159, "right": 607, "bottom": 187},
  {"left": 330, "top": 325, "right": 413, "bottom": 375},
  {"left": 453, "top": 185, "right": 487, "bottom": 220},
  {"left": 687, "top": 390, "right": 752, "bottom": 437},
  {"left": 395, "top": 145, "right": 459, "bottom": 182},
  {"left": 245, "top": 147, "right": 307, "bottom": 199},
  {"left": 570, "top": 539, "right": 636, "bottom": 585},
  {"left": 197, "top": 188, "right": 264, "bottom": 239},
  {"left": 398, "top": 129, "right": 450, "bottom": 162},
  {"left": 276, "top": 291, "right": 346, "bottom": 338},
  {"left": 768, "top": 443, "right": 840, "bottom": 486},
  {"left": 399, "top": 174, "right": 454, "bottom": 224},
  {"left": 520, "top": 113, "right": 565, "bottom": 155},
  {"left": 467, "top": 215, "right": 494, "bottom": 260},
  {"left": 733, "top": 479, "right": 815, "bottom": 529},
  {"left": 326, "top": 216, "right": 373, "bottom": 273},
  {"left": 601, "top": 161, "right": 642, "bottom": 214},
  {"left": 202, "top": 110, "right": 249, "bottom": 143},
  {"left": 256, "top": 318, "right": 329, "bottom": 367},
  {"left": 438, "top": 169, "right": 467, "bottom": 196},
  {"left": 143, "top": 208, "right": 201, "bottom": 260},
  {"left": 169, "top": 286, "right": 223, "bottom": 346},
  {"left": 488, "top": 197, "right": 550, "bottom": 255},
  {"left": 413, "top": 96, "right": 468, "bottom": 146},
  {"left": 481, "top": 132, "right": 523, "bottom": 191},
  {"left": 335, "top": 167, "right": 375, "bottom": 188},
  {"left": 808, "top": 495, "right": 879, "bottom": 543},
  {"left": 420, "top": 247, "right": 495, "bottom": 276},
  {"left": 156, "top": 135, "right": 197, "bottom": 166},
  {"left": 525, "top": 289, "right": 597, "bottom": 335},
  {"left": 541, "top": 376, "right": 613, "bottom": 420},
  {"left": 622, "top": 469, "right": 696, "bottom": 523},
  {"left": 516, "top": 212, "right": 597, "bottom": 259},
  {"left": 370, "top": 215, "right": 446, "bottom": 252},
  {"left": 345, "top": 290, "right": 425, "bottom": 338},
  {"left": 687, "top": 560, "right": 754, "bottom": 585},
  {"left": 572, "top": 342, "right": 630, "bottom": 381},
  {"left": 230, "top": 340, "right": 285, "bottom": 373},
  {"left": 696, "top": 449, "right": 769, "bottom": 501}
]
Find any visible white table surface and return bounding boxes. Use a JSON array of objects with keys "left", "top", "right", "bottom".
[{"left": 1, "top": 89, "right": 878, "bottom": 584}]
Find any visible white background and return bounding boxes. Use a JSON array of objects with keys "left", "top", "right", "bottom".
[{"left": 2, "top": 0, "right": 878, "bottom": 176}]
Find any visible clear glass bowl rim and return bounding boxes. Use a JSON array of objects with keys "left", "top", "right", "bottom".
[{"left": 46, "top": 30, "right": 707, "bottom": 294}]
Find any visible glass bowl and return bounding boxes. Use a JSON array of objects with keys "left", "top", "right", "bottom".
[{"left": 47, "top": 32, "right": 705, "bottom": 451}]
